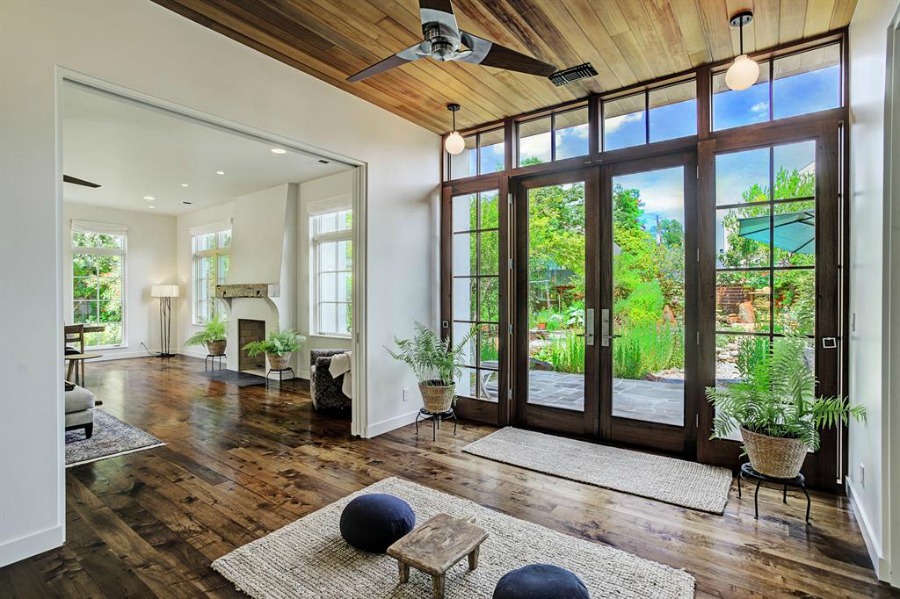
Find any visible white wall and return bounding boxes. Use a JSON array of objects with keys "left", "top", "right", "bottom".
[
  {"left": 847, "top": 0, "right": 900, "bottom": 583},
  {"left": 0, "top": 0, "right": 438, "bottom": 566},
  {"left": 227, "top": 184, "right": 290, "bottom": 286},
  {"left": 297, "top": 171, "right": 355, "bottom": 378},
  {"left": 63, "top": 203, "right": 177, "bottom": 359}
]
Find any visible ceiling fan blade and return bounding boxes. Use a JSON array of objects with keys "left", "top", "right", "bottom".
[
  {"left": 457, "top": 31, "right": 556, "bottom": 77},
  {"left": 347, "top": 44, "right": 425, "bottom": 82},
  {"left": 63, "top": 175, "right": 101, "bottom": 188},
  {"left": 419, "top": 0, "right": 460, "bottom": 43}
]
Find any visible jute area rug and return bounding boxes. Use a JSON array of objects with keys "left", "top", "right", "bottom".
[
  {"left": 463, "top": 427, "right": 732, "bottom": 514},
  {"left": 212, "top": 477, "right": 694, "bottom": 599}
]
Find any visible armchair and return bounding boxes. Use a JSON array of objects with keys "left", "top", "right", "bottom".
[{"left": 310, "top": 349, "right": 351, "bottom": 411}]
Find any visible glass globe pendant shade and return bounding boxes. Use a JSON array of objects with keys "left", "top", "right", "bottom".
[
  {"left": 725, "top": 54, "right": 760, "bottom": 91},
  {"left": 445, "top": 131, "right": 466, "bottom": 155}
]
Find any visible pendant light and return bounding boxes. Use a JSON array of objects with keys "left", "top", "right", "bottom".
[
  {"left": 444, "top": 103, "right": 465, "bottom": 155},
  {"left": 725, "top": 11, "right": 760, "bottom": 91}
]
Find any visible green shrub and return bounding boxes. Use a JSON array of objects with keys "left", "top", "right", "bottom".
[
  {"left": 613, "top": 323, "right": 684, "bottom": 380},
  {"left": 243, "top": 329, "right": 304, "bottom": 357}
]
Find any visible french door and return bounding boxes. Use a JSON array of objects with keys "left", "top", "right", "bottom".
[{"left": 512, "top": 153, "right": 697, "bottom": 454}]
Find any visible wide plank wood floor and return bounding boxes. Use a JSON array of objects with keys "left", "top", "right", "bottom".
[{"left": 1, "top": 356, "right": 894, "bottom": 598}]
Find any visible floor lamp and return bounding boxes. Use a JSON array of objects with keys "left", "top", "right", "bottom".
[{"left": 151, "top": 285, "right": 179, "bottom": 358}]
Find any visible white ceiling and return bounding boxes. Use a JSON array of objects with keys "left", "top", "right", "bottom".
[{"left": 62, "top": 84, "right": 352, "bottom": 216}]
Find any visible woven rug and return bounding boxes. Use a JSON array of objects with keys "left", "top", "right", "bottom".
[
  {"left": 212, "top": 477, "right": 694, "bottom": 599},
  {"left": 463, "top": 427, "right": 732, "bottom": 514},
  {"left": 65, "top": 410, "right": 164, "bottom": 468}
]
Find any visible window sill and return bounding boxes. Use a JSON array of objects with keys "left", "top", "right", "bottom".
[{"left": 309, "top": 333, "right": 352, "bottom": 342}]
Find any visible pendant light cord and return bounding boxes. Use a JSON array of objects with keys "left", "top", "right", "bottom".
[{"left": 739, "top": 17, "right": 744, "bottom": 55}]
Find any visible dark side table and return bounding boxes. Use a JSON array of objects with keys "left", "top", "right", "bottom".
[
  {"left": 415, "top": 408, "right": 457, "bottom": 441},
  {"left": 737, "top": 462, "right": 811, "bottom": 525}
]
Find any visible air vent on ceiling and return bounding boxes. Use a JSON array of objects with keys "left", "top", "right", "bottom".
[{"left": 549, "top": 63, "right": 598, "bottom": 86}]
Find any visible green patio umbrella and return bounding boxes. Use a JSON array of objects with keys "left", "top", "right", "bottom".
[{"left": 737, "top": 209, "right": 815, "bottom": 254}]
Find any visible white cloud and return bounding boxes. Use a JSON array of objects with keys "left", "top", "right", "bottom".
[
  {"left": 750, "top": 101, "right": 768, "bottom": 114},
  {"left": 519, "top": 131, "right": 551, "bottom": 163},
  {"left": 604, "top": 112, "right": 642, "bottom": 134}
]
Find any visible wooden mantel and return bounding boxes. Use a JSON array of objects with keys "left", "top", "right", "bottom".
[{"left": 215, "top": 284, "right": 280, "bottom": 299}]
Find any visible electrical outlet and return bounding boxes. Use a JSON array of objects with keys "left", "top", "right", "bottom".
[
  {"left": 860, "top": 463, "right": 865, "bottom": 489},
  {"left": 402, "top": 388, "right": 409, "bottom": 402}
]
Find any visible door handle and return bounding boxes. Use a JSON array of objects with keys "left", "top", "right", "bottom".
[
  {"left": 600, "top": 308, "right": 620, "bottom": 346},
  {"left": 585, "top": 309, "right": 595, "bottom": 346}
]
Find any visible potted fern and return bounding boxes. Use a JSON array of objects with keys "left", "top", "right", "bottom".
[
  {"left": 185, "top": 314, "right": 227, "bottom": 356},
  {"left": 707, "top": 337, "right": 866, "bottom": 478},
  {"left": 243, "top": 329, "right": 305, "bottom": 370},
  {"left": 386, "top": 321, "right": 473, "bottom": 413}
]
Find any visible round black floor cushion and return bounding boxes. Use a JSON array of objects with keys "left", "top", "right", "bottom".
[
  {"left": 339, "top": 493, "right": 416, "bottom": 553},
  {"left": 493, "top": 564, "right": 590, "bottom": 599}
]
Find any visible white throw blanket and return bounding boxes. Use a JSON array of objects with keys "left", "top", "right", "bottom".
[{"left": 328, "top": 351, "right": 352, "bottom": 399}]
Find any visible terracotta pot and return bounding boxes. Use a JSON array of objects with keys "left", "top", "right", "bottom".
[
  {"left": 267, "top": 352, "right": 291, "bottom": 371},
  {"left": 419, "top": 381, "right": 455, "bottom": 413},
  {"left": 740, "top": 427, "right": 808, "bottom": 479},
  {"left": 206, "top": 340, "right": 226, "bottom": 356}
]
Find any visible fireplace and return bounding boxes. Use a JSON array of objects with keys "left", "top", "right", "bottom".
[{"left": 238, "top": 319, "right": 266, "bottom": 372}]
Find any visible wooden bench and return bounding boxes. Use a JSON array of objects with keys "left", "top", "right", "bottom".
[{"left": 387, "top": 513, "right": 488, "bottom": 599}]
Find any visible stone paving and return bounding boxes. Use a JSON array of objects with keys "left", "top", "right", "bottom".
[{"left": 484, "top": 370, "right": 685, "bottom": 427}]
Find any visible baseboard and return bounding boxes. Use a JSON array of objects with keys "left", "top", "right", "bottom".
[
  {"left": 846, "top": 475, "right": 891, "bottom": 581},
  {"left": 0, "top": 524, "right": 64, "bottom": 567},
  {"left": 365, "top": 409, "right": 419, "bottom": 438},
  {"left": 89, "top": 349, "right": 156, "bottom": 361}
]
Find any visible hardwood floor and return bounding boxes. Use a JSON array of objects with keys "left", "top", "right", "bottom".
[{"left": 1, "top": 356, "right": 893, "bottom": 598}]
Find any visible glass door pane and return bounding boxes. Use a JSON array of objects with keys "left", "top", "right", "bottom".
[
  {"left": 526, "top": 181, "right": 587, "bottom": 412},
  {"left": 610, "top": 167, "right": 686, "bottom": 427}
]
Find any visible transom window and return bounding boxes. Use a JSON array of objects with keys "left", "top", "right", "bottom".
[
  {"left": 447, "top": 127, "right": 505, "bottom": 180},
  {"left": 72, "top": 223, "right": 126, "bottom": 347},
  {"left": 192, "top": 227, "right": 231, "bottom": 324},
  {"left": 311, "top": 208, "right": 352, "bottom": 336},
  {"left": 517, "top": 105, "right": 589, "bottom": 167},
  {"left": 713, "top": 44, "right": 841, "bottom": 131}
]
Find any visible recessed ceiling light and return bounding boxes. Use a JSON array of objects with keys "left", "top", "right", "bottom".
[
  {"left": 270, "top": 148, "right": 287, "bottom": 154},
  {"left": 182, "top": 201, "right": 193, "bottom": 205},
  {"left": 148, "top": 205, "right": 156, "bottom": 209},
  {"left": 143, "top": 195, "right": 155, "bottom": 201},
  {"left": 216, "top": 170, "right": 225, "bottom": 175},
  {"left": 180, "top": 183, "right": 189, "bottom": 187}
]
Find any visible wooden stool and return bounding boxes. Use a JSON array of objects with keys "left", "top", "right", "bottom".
[{"left": 387, "top": 513, "right": 488, "bottom": 599}]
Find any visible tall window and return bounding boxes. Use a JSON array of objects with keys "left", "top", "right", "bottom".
[
  {"left": 192, "top": 227, "right": 231, "bottom": 324},
  {"left": 311, "top": 207, "right": 352, "bottom": 336},
  {"left": 72, "top": 223, "right": 126, "bottom": 347}
]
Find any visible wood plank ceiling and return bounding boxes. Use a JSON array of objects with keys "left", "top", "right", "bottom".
[{"left": 153, "top": 0, "right": 857, "bottom": 134}]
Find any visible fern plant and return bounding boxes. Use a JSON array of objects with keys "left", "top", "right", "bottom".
[
  {"left": 386, "top": 321, "right": 473, "bottom": 386},
  {"left": 706, "top": 337, "right": 865, "bottom": 451},
  {"left": 243, "top": 329, "right": 305, "bottom": 357},
  {"left": 185, "top": 314, "right": 227, "bottom": 346}
]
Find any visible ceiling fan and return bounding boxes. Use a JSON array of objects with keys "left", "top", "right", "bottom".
[
  {"left": 347, "top": 0, "right": 556, "bottom": 82},
  {"left": 64, "top": 175, "right": 101, "bottom": 188}
]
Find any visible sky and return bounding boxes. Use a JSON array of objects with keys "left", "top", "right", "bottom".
[{"left": 451, "top": 62, "right": 839, "bottom": 242}]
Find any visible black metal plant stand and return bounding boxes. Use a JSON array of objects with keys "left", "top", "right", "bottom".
[
  {"left": 205, "top": 353, "right": 225, "bottom": 371},
  {"left": 737, "top": 462, "right": 811, "bottom": 525},
  {"left": 266, "top": 367, "right": 295, "bottom": 389},
  {"left": 415, "top": 408, "right": 457, "bottom": 441}
]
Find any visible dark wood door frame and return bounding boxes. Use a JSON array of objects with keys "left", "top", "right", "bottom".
[
  {"left": 696, "top": 118, "right": 844, "bottom": 491},
  {"left": 599, "top": 151, "right": 700, "bottom": 456},
  {"left": 512, "top": 167, "right": 600, "bottom": 437}
]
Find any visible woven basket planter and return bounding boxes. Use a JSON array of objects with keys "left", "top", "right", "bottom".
[
  {"left": 740, "top": 426, "right": 808, "bottom": 479},
  {"left": 267, "top": 352, "right": 291, "bottom": 371},
  {"left": 419, "top": 382, "right": 456, "bottom": 413},
  {"left": 206, "top": 340, "right": 226, "bottom": 356}
]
